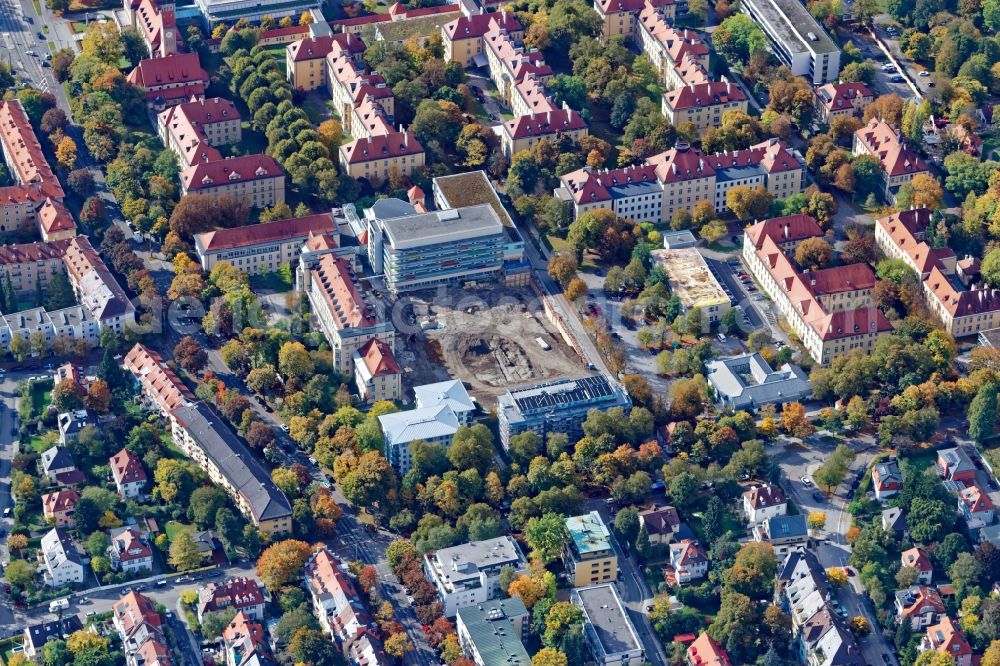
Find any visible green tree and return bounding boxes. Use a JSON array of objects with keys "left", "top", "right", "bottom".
[
  {"left": 614, "top": 507, "right": 640, "bottom": 544},
  {"left": 447, "top": 424, "right": 495, "bottom": 471},
  {"left": 524, "top": 513, "right": 569, "bottom": 564},
  {"left": 169, "top": 529, "right": 204, "bottom": 571},
  {"left": 201, "top": 609, "right": 237, "bottom": 640},
  {"left": 969, "top": 382, "right": 998, "bottom": 444}
]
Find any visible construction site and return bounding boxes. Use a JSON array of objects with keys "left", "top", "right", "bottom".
[{"left": 393, "top": 286, "right": 586, "bottom": 402}]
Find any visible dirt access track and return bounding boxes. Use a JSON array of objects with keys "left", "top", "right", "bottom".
[{"left": 393, "top": 286, "right": 586, "bottom": 403}]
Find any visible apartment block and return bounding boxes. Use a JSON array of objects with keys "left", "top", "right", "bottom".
[
  {"left": 305, "top": 548, "right": 375, "bottom": 642},
  {"left": 326, "top": 50, "right": 395, "bottom": 125},
  {"left": 40, "top": 527, "right": 84, "bottom": 587},
  {"left": 380, "top": 404, "right": 460, "bottom": 475},
  {"left": 180, "top": 154, "right": 286, "bottom": 209},
  {"left": 571, "top": 585, "right": 644, "bottom": 666},
  {"left": 739, "top": 0, "right": 841, "bottom": 84},
  {"left": 563, "top": 511, "right": 617, "bottom": 587},
  {"left": 635, "top": 8, "right": 707, "bottom": 87},
  {"left": 441, "top": 11, "right": 523, "bottom": 66},
  {"left": 743, "top": 215, "right": 892, "bottom": 364},
  {"left": 661, "top": 80, "right": 748, "bottom": 130},
  {"left": 286, "top": 32, "right": 366, "bottom": 91},
  {"left": 157, "top": 97, "right": 241, "bottom": 169},
  {"left": 423, "top": 536, "right": 528, "bottom": 616},
  {"left": 124, "top": 343, "right": 196, "bottom": 417},
  {"left": 594, "top": 0, "right": 675, "bottom": 41},
  {"left": 455, "top": 598, "right": 530, "bottom": 666},
  {"left": 500, "top": 105, "right": 588, "bottom": 158},
  {"left": 875, "top": 208, "right": 1000, "bottom": 337},
  {"left": 853, "top": 118, "right": 929, "bottom": 203},
  {"left": 497, "top": 374, "right": 631, "bottom": 449},
  {"left": 483, "top": 24, "right": 552, "bottom": 108},
  {"left": 557, "top": 139, "right": 804, "bottom": 223},
  {"left": 194, "top": 212, "right": 338, "bottom": 274},
  {"left": 0, "top": 100, "right": 75, "bottom": 240},
  {"left": 127, "top": 53, "right": 208, "bottom": 109},
  {"left": 197, "top": 577, "right": 266, "bottom": 623},
  {"left": 168, "top": 401, "right": 293, "bottom": 535}
]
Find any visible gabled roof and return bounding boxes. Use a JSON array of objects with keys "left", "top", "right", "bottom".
[
  {"left": 503, "top": 107, "right": 587, "bottom": 139},
  {"left": 855, "top": 117, "right": 928, "bottom": 177},
  {"left": 181, "top": 155, "right": 284, "bottom": 191},
  {"left": 113, "top": 591, "right": 163, "bottom": 638},
  {"left": 112, "top": 528, "right": 153, "bottom": 562},
  {"left": 287, "top": 32, "right": 365, "bottom": 62},
  {"left": 924, "top": 616, "right": 972, "bottom": 657},
  {"left": 379, "top": 404, "right": 460, "bottom": 446},
  {"left": 669, "top": 538, "right": 707, "bottom": 566},
  {"left": 882, "top": 507, "right": 908, "bottom": 533},
  {"left": 894, "top": 585, "right": 944, "bottom": 619},
  {"left": 872, "top": 459, "right": 901, "bottom": 490},
  {"left": 745, "top": 214, "right": 823, "bottom": 249},
  {"left": 196, "top": 214, "right": 336, "bottom": 252},
  {"left": 127, "top": 53, "right": 207, "bottom": 90},
  {"left": 42, "top": 488, "right": 80, "bottom": 515},
  {"left": 687, "top": 632, "right": 731, "bottom": 666},
  {"left": 356, "top": 337, "right": 400, "bottom": 378},
  {"left": 663, "top": 80, "right": 746, "bottom": 111},
  {"left": 639, "top": 505, "right": 681, "bottom": 535},
  {"left": 124, "top": 343, "right": 195, "bottom": 414},
  {"left": 340, "top": 131, "right": 424, "bottom": 164},
  {"left": 443, "top": 10, "right": 521, "bottom": 40},
  {"left": 41, "top": 527, "right": 82, "bottom": 568},
  {"left": 901, "top": 547, "right": 932, "bottom": 572},
  {"left": 959, "top": 484, "right": 994, "bottom": 513},
  {"left": 815, "top": 82, "right": 874, "bottom": 111},
  {"left": 111, "top": 448, "right": 148, "bottom": 486},
  {"left": 41, "top": 445, "right": 76, "bottom": 473},
  {"left": 744, "top": 484, "right": 787, "bottom": 509}
]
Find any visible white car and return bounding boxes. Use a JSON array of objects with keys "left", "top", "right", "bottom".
[
  {"left": 881, "top": 63, "right": 896, "bottom": 71},
  {"left": 801, "top": 476, "right": 813, "bottom": 486}
]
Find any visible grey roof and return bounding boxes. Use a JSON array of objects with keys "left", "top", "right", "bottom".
[
  {"left": 427, "top": 536, "right": 526, "bottom": 589},
  {"left": 378, "top": 404, "right": 460, "bottom": 446},
  {"left": 661, "top": 230, "right": 697, "bottom": 249},
  {"left": 499, "top": 375, "right": 628, "bottom": 417},
  {"left": 980, "top": 523, "right": 1000, "bottom": 547},
  {"left": 573, "top": 584, "right": 642, "bottom": 657},
  {"left": 379, "top": 204, "right": 504, "bottom": 250},
  {"left": 413, "top": 380, "right": 475, "bottom": 415},
  {"left": 169, "top": 402, "right": 292, "bottom": 523},
  {"left": 368, "top": 198, "right": 416, "bottom": 220},
  {"left": 41, "top": 527, "right": 82, "bottom": 567},
  {"left": 455, "top": 598, "right": 530, "bottom": 666},
  {"left": 882, "top": 507, "right": 908, "bottom": 533},
  {"left": 873, "top": 459, "right": 902, "bottom": 485},
  {"left": 41, "top": 445, "right": 76, "bottom": 473},
  {"left": 24, "top": 616, "right": 83, "bottom": 651},
  {"left": 705, "top": 353, "right": 811, "bottom": 408},
  {"left": 765, "top": 514, "right": 808, "bottom": 539},
  {"left": 741, "top": 0, "right": 838, "bottom": 55},
  {"left": 938, "top": 447, "right": 976, "bottom": 475}
]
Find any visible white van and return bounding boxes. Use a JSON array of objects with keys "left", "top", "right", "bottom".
[{"left": 49, "top": 598, "right": 70, "bottom": 613}]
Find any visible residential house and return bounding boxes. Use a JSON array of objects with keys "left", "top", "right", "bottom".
[
  {"left": 936, "top": 447, "right": 977, "bottom": 484},
  {"left": 894, "top": 585, "right": 944, "bottom": 631},
  {"left": 742, "top": 484, "right": 787, "bottom": 524},
  {"left": 40, "top": 445, "right": 85, "bottom": 485},
  {"left": 40, "top": 527, "right": 84, "bottom": 587},
  {"left": 853, "top": 118, "right": 929, "bottom": 203},
  {"left": 563, "top": 511, "right": 618, "bottom": 587},
  {"left": 872, "top": 458, "right": 902, "bottom": 500},
  {"left": 882, "top": 507, "right": 909, "bottom": 539},
  {"left": 111, "top": 591, "right": 173, "bottom": 666},
  {"left": 813, "top": 82, "right": 874, "bottom": 122},
  {"left": 423, "top": 536, "right": 528, "bottom": 616},
  {"left": 455, "top": 598, "right": 530, "bottom": 666},
  {"left": 353, "top": 337, "right": 402, "bottom": 404},
  {"left": 638, "top": 505, "right": 684, "bottom": 545},
  {"left": 753, "top": 515, "right": 808, "bottom": 557},
  {"left": 920, "top": 616, "right": 973, "bottom": 666},
  {"left": 197, "top": 577, "right": 266, "bottom": 622},
  {"left": 222, "top": 611, "right": 275, "bottom": 666},
  {"left": 304, "top": 547, "right": 373, "bottom": 641},
  {"left": 42, "top": 488, "right": 80, "bottom": 527},
  {"left": 413, "top": 380, "right": 475, "bottom": 425},
  {"left": 108, "top": 527, "right": 154, "bottom": 574},
  {"left": 110, "top": 448, "right": 149, "bottom": 500},
  {"left": 57, "top": 409, "right": 92, "bottom": 444},
  {"left": 571, "top": 584, "right": 644, "bottom": 666},
  {"left": 667, "top": 539, "right": 708, "bottom": 586},
  {"left": 901, "top": 547, "right": 933, "bottom": 585},
  {"left": 958, "top": 484, "right": 995, "bottom": 529},
  {"left": 686, "top": 632, "right": 731, "bottom": 666},
  {"left": 22, "top": 617, "right": 83, "bottom": 658}
]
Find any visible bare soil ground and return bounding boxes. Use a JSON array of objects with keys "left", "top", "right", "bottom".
[{"left": 393, "top": 286, "right": 585, "bottom": 404}]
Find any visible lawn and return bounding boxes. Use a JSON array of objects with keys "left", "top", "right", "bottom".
[
  {"left": 546, "top": 234, "right": 573, "bottom": 255},
  {"left": 70, "top": 21, "right": 88, "bottom": 34},
  {"left": 164, "top": 520, "right": 193, "bottom": 542},
  {"left": 250, "top": 270, "right": 294, "bottom": 292},
  {"left": 28, "top": 432, "right": 57, "bottom": 453},
  {"left": 262, "top": 44, "right": 286, "bottom": 64},
  {"left": 234, "top": 123, "right": 268, "bottom": 155},
  {"left": 903, "top": 448, "right": 939, "bottom": 473},
  {"left": 302, "top": 100, "right": 326, "bottom": 125},
  {"left": 29, "top": 381, "right": 52, "bottom": 417}
]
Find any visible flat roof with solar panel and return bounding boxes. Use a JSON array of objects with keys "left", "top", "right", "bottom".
[{"left": 506, "top": 375, "right": 617, "bottom": 413}]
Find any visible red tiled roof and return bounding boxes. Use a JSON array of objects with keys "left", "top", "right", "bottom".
[
  {"left": 648, "top": 143, "right": 715, "bottom": 183},
  {"left": 663, "top": 80, "right": 746, "bottom": 111},
  {"left": 331, "top": 12, "right": 390, "bottom": 26},
  {"left": 287, "top": 32, "right": 366, "bottom": 62},
  {"left": 0, "top": 238, "right": 74, "bottom": 265},
  {"left": 855, "top": 118, "right": 928, "bottom": 177},
  {"left": 114, "top": 591, "right": 163, "bottom": 637},
  {"left": 560, "top": 163, "right": 660, "bottom": 204},
  {"left": 746, "top": 214, "right": 823, "bottom": 249},
  {"left": 899, "top": 586, "right": 944, "bottom": 619},
  {"left": 0, "top": 100, "right": 65, "bottom": 201},
  {"left": 639, "top": 506, "right": 680, "bottom": 535},
  {"left": 443, "top": 11, "right": 521, "bottom": 40},
  {"left": 504, "top": 107, "right": 587, "bottom": 139},
  {"left": 484, "top": 24, "right": 552, "bottom": 83},
  {"left": 124, "top": 343, "right": 195, "bottom": 414},
  {"left": 925, "top": 265, "right": 1000, "bottom": 317},
  {"left": 959, "top": 484, "right": 994, "bottom": 513},
  {"left": 127, "top": 53, "right": 207, "bottom": 91},
  {"left": 924, "top": 617, "right": 972, "bottom": 657},
  {"left": 54, "top": 470, "right": 86, "bottom": 485},
  {"left": 902, "top": 547, "right": 932, "bottom": 572},
  {"left": 340, "top": 131, "right": 423, "bottom": 163},
  {"left": 309, "top": 255, "right": 377, "bottom": 330},
  {"left": 358, "top": 337, "right": 400, "bottom": 377},
  {"left": 111, "top": 449, "right": 147, "bottom": 486},
  {"left": 806, "top": 264, "right": 876, "bottom": 294},
  {"left": 743, "top": 484, "right": 786, "bottom": 509},
  {"left": 687, "top": 632, "right": 731, "bottom": 666},
  {"left": 181, "top": 154, "right": 284, "bottom": 191},
  {"left": 37, "top": 198, "right": 76, "bottom": 236},
  {"left": 197, "top": 213, "right": 336, "bottom": 252},
  {"left": 113, "top": 528, "right": 152, "bottom": 562},
  {"left": 815, "top": 82, "right": 874, "bottom": 112},
  {"left": 43, "top": 488, "right": 80, "bottom": 515}
]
